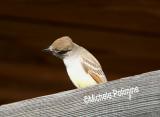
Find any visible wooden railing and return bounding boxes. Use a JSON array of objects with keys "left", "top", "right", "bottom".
[{"left": 0, "top": 70, "right": 160, "bottom": 117}]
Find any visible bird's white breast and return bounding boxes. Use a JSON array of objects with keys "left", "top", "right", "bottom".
[{"left": 63, "top": 55, "right": 97, "bottom": 88}]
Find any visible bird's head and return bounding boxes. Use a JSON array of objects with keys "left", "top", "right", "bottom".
[{"left": 44, "top": 36, "right": 74, "bottom": 59}]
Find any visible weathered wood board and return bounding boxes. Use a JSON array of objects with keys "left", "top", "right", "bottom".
[{"left": 0, "top": 70, "right": 160, "bottom": 117}]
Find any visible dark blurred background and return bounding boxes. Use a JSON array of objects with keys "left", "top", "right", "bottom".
[{"left": 0, "top": 0, "right": 160, "bottom": 105}]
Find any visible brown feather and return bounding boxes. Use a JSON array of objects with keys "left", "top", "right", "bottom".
[
  {"left": 80, "top": 47, "right": 107, "bottom": 84},
  {"left": 88, "top": 70, "right": 104, "bottom": 83}
]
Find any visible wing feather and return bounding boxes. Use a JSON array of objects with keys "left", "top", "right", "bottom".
[{"left": 80, "top": 47, "right": 107, "bottom": 83}]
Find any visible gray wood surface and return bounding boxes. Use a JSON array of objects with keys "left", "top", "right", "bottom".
[{"left": 0, "top": 70, "right": 160, "bottom": 117}]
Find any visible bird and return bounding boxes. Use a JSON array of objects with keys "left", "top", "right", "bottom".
[{"left": 44, "top": 36, "right": 107, "bottom": 88}]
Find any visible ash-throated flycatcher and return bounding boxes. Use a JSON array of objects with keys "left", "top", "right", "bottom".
[{"left": 44, "top": 36, "right": 107, "bottom": 88}]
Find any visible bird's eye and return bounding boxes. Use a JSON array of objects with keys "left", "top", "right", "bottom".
[{"left": 57, "top": 50, "right": 68, "bottom": 54}]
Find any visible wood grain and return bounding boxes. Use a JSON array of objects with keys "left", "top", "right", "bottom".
[
  {"left": 0, "top": 0, "right": 160, "bottom": 105},
  {"left": 0, "top": 70, "right": 160, "bottom": 117},
  {"left": 0, "top": 0, "right": 160, "bottom": 34}
]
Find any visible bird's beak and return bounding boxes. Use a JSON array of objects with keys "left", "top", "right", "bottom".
[
  {"left": 43, "top": 48, "right": 56, "bottom": 55},
  {"left": 43, "top": 48, "right": 51, "bottom": 52}
]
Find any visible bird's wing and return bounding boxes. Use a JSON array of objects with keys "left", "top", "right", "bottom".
[{"left": 80, "top": 47, "right": 107, "bottom": 83}]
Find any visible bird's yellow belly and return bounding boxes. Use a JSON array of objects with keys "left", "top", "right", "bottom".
[
  {"left": 75, "top": 79, "right": 96, "bottom": 88},
  {"left": 66, "top": 64, "right": 97, "bottom": 88}
]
